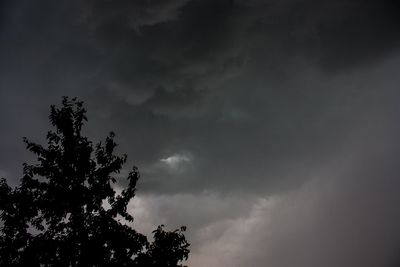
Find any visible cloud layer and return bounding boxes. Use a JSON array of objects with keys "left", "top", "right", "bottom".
[{"left": 1, "top": 0, "right": 400, "bottom": 266}]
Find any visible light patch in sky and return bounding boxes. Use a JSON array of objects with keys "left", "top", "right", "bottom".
[{"left": 160, "top": 153, "right": 193, "bottom": 169}]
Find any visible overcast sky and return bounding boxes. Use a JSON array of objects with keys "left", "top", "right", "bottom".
[{"left": 2, "top": 0, "right": 400, "bottom": 266}]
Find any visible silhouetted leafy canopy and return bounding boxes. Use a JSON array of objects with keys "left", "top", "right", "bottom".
[{"left": 0, "top": 97, "right": 190, "bottom": 267}]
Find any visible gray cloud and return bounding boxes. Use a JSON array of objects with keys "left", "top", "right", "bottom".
[
  {"left": 81, "top": 0, "right": 192, "bottom": 29},
  {"left": 133, "top": 124, "right": 400, "bottom": 266},
  {"left": 1, "top": 0, "right": 400, "bottom": 266}
]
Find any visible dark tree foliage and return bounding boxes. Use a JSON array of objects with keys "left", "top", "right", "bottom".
[{"left": 0, "top": 97, "right": 189, "bottom": 267}]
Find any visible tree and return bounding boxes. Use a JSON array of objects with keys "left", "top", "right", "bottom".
[{"left": 0, "top": 97, "right": 189, "bottom": 267}]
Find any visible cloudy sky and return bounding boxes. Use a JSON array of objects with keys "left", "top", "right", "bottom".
[{"left": 2, "top": 0, "right": 400, "bottom": 266}]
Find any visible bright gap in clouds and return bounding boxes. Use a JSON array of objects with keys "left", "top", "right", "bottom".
[{"left": 160, "top": 153, "right": 193, "bottom": 169}]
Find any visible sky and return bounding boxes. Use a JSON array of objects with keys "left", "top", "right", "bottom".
[{"left": 1, "top": 0, "right": 400, "bottom": 266}]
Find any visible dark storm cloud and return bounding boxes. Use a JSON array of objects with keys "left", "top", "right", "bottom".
[
  {"left": 81, "top": 0, "right": 400, "bottom": 76},
  {"left": 79, "top": 0, "right": 244, "bottom": 113},
  {"left": 2, "top": 1, "right": 400, "bottom": 266},
  {"left": 2, "top": 0, "right": 400, "bottom": 191},
  {"left": 81, "top": 0, "right": 192, "bottom": 29},
  {"left": 46, "top": 0, "right": 394, "bottom": 194}
]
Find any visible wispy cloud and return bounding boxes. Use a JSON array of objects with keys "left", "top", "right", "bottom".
[{"left": 160, "top": 153, "right": 193, "bottom": 169}]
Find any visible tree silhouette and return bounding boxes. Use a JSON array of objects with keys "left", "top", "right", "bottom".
[{"left": 0, "top": 97, "right": 189, "bottom": 267}]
